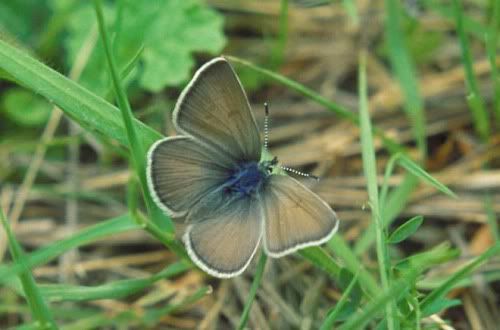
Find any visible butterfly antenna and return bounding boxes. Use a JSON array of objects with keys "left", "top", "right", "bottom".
[
  {"left": 280, "top": 165, "right": 320, "bottom": 181},
  {"left": 264, "top": 102, "right": 270, "bottom": 151}
]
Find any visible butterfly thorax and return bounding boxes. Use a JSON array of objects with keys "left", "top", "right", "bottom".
[{"left": 222, "top": 161, "right": 272, "bottom": 198}]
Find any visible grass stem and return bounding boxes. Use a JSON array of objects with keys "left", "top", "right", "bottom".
[
  {"left": 453, "top": 0, "right": 490, "bottom": 141},
  {"left": 93, "top": 0, "right": 174, "bottom": 233},
  {"left": 358, "top": 51, "right": 396, "bottom": 329},
  {"left": 238, "top": 252, "right": 267, "bottom": 330}
]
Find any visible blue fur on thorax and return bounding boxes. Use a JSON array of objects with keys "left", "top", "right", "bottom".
[{"left": 222, "top": 162, "right": 267, "bottom": 198}]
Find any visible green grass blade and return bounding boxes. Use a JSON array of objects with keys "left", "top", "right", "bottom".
[
  {"left": 226, "top": 55, "right": 356, "bottom": 122},
  {"left": 269, "top": 0, "right": 288, "bottom": 69},
  {"left": 487, "top": 0, "right": 500, "bottom": 124},
  {"left": 320, "top": 272, "right": 359, "bottom": 330},
  {"left": 339, "top": 268, "right": 420, "bottom": 330},
  {"left": 0, "top": 39, "right": 160, "bottom": 151},
  {"left": 226, "top": 55, "right": 406, "bottom": 156},
  {"left": 379, "top": 153, "right": 400, "bottom": 209},
  {"left": 328, "top": 236, "right": 379, "bottom": 298},
  {"left": 385, "top": 0, "right": 427, "bottom": 158},
  {"left": 355, "top": 152, "right": 455, "bottom": 255},
  {"left": 397, "top": 154, "right": 457, "bottom": 198},
  {"left": 40, "top": 261, "right": 190, "bottom": 302},
  {"left": 422, "top": 0, "right": 488, "bottom": 38},
  {"left": 104, "top": 44, "right": 145, "bottom": 100},
  {"left": 0, "top": 214, "right": 140, "bottom": 285},
  {"left": 453, "top": 0, "right": 489, "bottom": 141},
  {"left": 299, "top": 247, "right": 341, "bottom": 278},
  {"left": 358, "top": 52, "right": 396, "bottom": 329},
  {"left": 484, "top": 195, "right": 499, "bottom": 243},
  {"left": 355, "top": 174, "right": 418, "bottom": 255},
  {"left": 0, "top": 31, "right": 181, "bottom": 250},
  {"left": 238, "top": 252, "right": 267, "bottom": 330},
  {"left": 342, "top": 0, "right": 359, "bottom": 26},
  {"left": 0, "top": 209, "right": 57, "bottom": 330},
  {"left": 419, "top": 243, "right": 500, "bottom": 316},
  {"left": 144, "top": 286, "right": 212, "bottom": 326},
  {"left": 92, "top": 0, "right": 172, "bottom": 232}
]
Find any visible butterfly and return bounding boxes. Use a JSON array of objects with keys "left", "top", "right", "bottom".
[{"left": 147, "top": 57, "right": 338, "bottom": 278}]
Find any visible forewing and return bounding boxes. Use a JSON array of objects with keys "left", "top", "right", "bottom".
[
  {"left": 184, "top": 196, "right": 263, "bottom": 278},
  {"left": 262, "top": 175, "right": 339, "bottom": 257},
  {"left": 173, "top": 57, "right": 261, "bottom": 163},
  {"left": 147, "top": 136, "right": 234, "bottom": 217}
]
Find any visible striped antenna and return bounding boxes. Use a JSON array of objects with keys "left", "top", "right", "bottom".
[
  {"left": 264, "top": 102, "right": 270, "bottom": 151},
  {"left": 280, "top": 165, "right": 319, "bottom": 181}
]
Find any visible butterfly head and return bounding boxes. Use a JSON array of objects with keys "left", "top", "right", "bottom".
[{"left": 259, "top": 156, "right": 279, "bottom": 175}]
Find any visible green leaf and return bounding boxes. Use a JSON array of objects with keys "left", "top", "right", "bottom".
[
  {"left": 2, "top": 87, "right": 52, "bottom": 126},
  {"left": 421, "top": 298, "right": 461, "bottom": 317},
  {"left": 387, "top": 216, "right": 424, "bottom": 244},
  {"left": 64, "top": 0, "right": 226, "bottom": 93}
]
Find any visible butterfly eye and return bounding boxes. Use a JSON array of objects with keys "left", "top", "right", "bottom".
[{"left": 267, "top": 166, "right": 273, "bottom": 173}]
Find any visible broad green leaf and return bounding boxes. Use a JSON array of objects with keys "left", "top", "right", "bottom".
[
  {"left": 387, "top": 216, "right": 424, "bottom": 244},
  {"left": 64, "top": 0, "right": 226, "bottom": 93},
  {"left": 0, "top": 38, "right": 161, "bottom": 151},
  {"left": 2, "top": 87, "right": 52, "bottom": 126}
]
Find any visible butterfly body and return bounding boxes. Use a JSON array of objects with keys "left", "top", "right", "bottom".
[
  {"left": 222, "top": 161, "right": 266, "bottom": 198},
  {"left": 147, "top": 57, "right": 338, "bottom": 278}
]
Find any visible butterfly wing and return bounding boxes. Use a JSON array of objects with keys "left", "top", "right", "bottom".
[
  {"left": 184, "top": 195, "right": 263, "bottom": 278},
  {"left": 147, "top": 136, "right": 235, "bottom": 217},
  {"left": 173, "top": 57, "right": 261, "bottom": 163},
  {"left": 261, "top": 175, "right": 339, "bottom": 257}
]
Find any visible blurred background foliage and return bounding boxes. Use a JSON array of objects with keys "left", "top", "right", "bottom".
[{"left": 0, "top": 0, "right": 499, "bottom": 329}]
